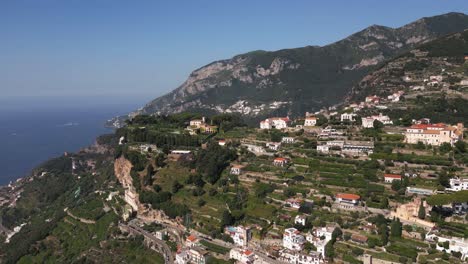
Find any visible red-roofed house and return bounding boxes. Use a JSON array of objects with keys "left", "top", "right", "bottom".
[
  {"left": 304, "top": 116, "right": 317, "bottom": 126},
  {"left": 230, "top": 165, "right": 243, "bottom": 175},
  {"left": 273, "top": 157, "right": 289, "bottom": 167},
  {"left": 336, "top": 193, "right": 360, "bottom": 205},
  {"left": 384, "top": 174, "right": 402, "bottom": 183},
  {"left": 404, "top": 123, "right": 464, "bottom": 146},
  {"left": 186, "top": 234, "right": 199, "bottom": 247},
  {"left": 229, "top": 248, "right": 255, "bottom": 264}
]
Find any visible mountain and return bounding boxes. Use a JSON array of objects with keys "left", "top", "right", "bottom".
[
  {"left": 116, "top": 12, "right": 468, "bottom": 124},
  {"left": 346, "top": 28, "right": 468, "bottom": 125}
]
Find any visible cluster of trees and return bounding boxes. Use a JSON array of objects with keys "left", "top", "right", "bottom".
[
  {"left": 211, "top": 114, "right": 246, "bottom": 132},
  {"left": 139, "top": 190, "right": 190, "bottom": 219},
  {"left": 324, "top": 227, "right": 343, "bottom": 259},
  {"left": 195, "top": 143, "right": 237, "bottom": 184}
]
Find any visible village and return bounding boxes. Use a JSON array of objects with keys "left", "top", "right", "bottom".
[{"left": 99, "top": 99, "right": 468, "bottom": 264}]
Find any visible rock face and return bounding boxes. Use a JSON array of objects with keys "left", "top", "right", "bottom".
[
  {"left": 115, "top": 12, "right": 468, "bottom": 124},
  {"left": 114, "top": 157, "right": 139, "bottom": 211}
]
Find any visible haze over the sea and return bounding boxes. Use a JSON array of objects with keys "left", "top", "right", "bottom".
[{"left": 0, "top": 95, "right": 150, "bottom": 185}]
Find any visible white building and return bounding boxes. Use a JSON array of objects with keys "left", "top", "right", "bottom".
[
  {"left": 361, "top": 113, "right": 393, "bottom": 128},
  {"left": 384, "top": 174, "right": 402, "bottom": 183},
  {"left": 319, "top": 127, "right": 344, "bottom": 137},
  {"left": 189, "top": 117, "right": 206, "bottom": 127},
  {"left": 282, "top": 137, "right": 295, "bottom": 144},
  {"left": 295, "top": 215, "right": 307, "bottom": 226},
  {"left": 230, "top": 165, "right": 243, "bottom": 175},
  {"left": 229, "top": 248, "right": 255, "bottom": 264},
  {"left": 273, "top": 157, "right": 289, "bottom": 167},
  {"left": 340, "top": 113, "right": 357, "bottom": 122},
  {"left": 279, "top": 250, "right": 323, "bottom": 264},
  {"left": 306, "top": 226, "right": 335, "bottom": 258},
  {"left": 316, "top": 144, "right": 329, "bottom": 154},
  {"left": 426, "top": 233, "right": 468, "bottom": 261},
  {"left": 243, "top": 144, "right": 266, "bottom": 154},
  {"left": 266, "top": 142, "right": 281, "bottom": 151},
  {"left": 336, "top": 193, "right": 360, "bottom": 205},
  {"left": 304, "top": 117, "right": 317, "bottom": 127},
  {"left": 283, "top": 228, "right": 306, "bottom": 251},
  {"left": 404, "top": 123, "right": 464, "bottom": 146},
  {"left": 176, "top": 247, "right": 209, "bottom": 264},
  {"left": 446, "top": 178, "right": 468, "bottom": 192},
  {"left": 186, "top": 234, "right": 199, "bottom": 247},
  {"left": 260, "top": 117, "right": 290, "bottom": 129},
  {"left": 406, "top": 187, "right": 434, "bottom": 196},
  {"left": 387, "top": 91, "right": 404, "bottom": 102},
  {"left": 342, "top": 141, "right": 374, "bottom": 156},
  {"left": 225, "top": 226, "right": 251, "bottom": 247},
  {"left": 429, "top": 75, "right": 443, "bottom": 82},
  {"left": 286, "top": 198, "right": 303, "bottom": 209}
]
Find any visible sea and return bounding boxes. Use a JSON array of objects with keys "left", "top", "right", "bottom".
[{"left": 0, "top": 95, "right": 150, "bottom": 186}]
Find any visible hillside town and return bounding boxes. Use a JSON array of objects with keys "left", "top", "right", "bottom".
[{"left": 1, "top": 11, "right": 468, "bottom": 264}]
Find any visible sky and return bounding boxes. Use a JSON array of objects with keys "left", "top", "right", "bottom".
[{"left": 1, "top": 0, "right": 467, "bottom": 99}]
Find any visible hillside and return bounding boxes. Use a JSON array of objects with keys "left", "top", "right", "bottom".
[
  {"left": 347, "top": 29, "right": 468, "bottom": 125},
  {"left": 112, "top": 12, "right": 468, "bottom": 126}
]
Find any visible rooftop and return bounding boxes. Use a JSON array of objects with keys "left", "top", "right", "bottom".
[{"left": 336, "top": 193, "right": 361, "bottom": 200}]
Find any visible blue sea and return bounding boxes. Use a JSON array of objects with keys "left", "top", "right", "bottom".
[{"left": 0, "top": 95, "right": 149, "bottom": 185}]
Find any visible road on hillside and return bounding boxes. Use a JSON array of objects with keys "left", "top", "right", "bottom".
[{"left": 123, "top": 223, "right": 174, "bottom": 264}]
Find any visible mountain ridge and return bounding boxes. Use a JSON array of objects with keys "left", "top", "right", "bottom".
[{"left": 112, "top": 12, "right": 468, "bottom": 126}]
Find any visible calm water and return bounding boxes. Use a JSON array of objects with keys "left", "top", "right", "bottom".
[{"left": 0, "top": 95, "right": 149, "bottom": 185}]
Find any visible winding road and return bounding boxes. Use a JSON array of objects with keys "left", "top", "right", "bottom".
[{"left": 121, "top": 222, "right": 174, "bottom": 264}]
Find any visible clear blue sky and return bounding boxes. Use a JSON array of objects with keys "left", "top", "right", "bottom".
[{"left": 1, "top": 0, "right": 467, "bottom": 98}]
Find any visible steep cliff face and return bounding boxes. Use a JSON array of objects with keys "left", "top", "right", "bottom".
[
  {"left": 115, "top": 12, "right": 468, "bottom": 124},
  {"left": 114, "top": 157, "right": 139, "bottom": 211}
]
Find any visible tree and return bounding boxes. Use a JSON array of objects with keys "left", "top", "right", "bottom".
[
  {"left": 325, "top": 240, "right": 335, "bottom": 258},
  {"left": 418, "top": 202, "right": 426, "bottom": 220},
  {"left": 171, "top": 181, "right": 183, "bottom": 194},
  {"left": 454, "top": 140, "right": 466, "bottom": 153},
  {"left": 380, "top": 196, "right": 389, "bottom": 209},
  {"left": 391, "top": 180, "right": 402, "bottom": 191},
  {"left": 390, "top": 218, "right": 402, "bottom": 238},
  {"left": 415, "top": 141, "right": 425, "bottom": 150},
  {"left": 220, "top": 210, "right": 234, "bottom": 227},
  {"left": 378, "top": 224, "right": 388, "bottom": 246},
  {"left": 283, "top": 188, "right": 296, "bottom": 198},
  {"left": 197, "top": 199, "right": 206, "bottom": 207},
  {"left": 438, "top": 171, "right": 450, "bottom": 187},
  {"left": 373, "top": 120, "right": 384, "bottom": 130},
  {"left": 439, "top": 143, "right": 452, "bottom": 154},
  {"left": 332, "top": 227, "right": 343, "bottom": 240}
]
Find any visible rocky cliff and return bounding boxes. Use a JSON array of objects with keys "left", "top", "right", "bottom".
[{"left": 113, "top": 12, "right": 468, "bottom": 125}]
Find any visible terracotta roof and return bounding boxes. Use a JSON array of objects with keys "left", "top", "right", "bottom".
[
  {"left": 351, "top": 234, "right": 368, "bottom": 243},
  {"left": 410, "top": 123, "right": 447, "bottom": 130},
  {"left": 384, "top": 174, "right": 402, "bottom": 179},
  {"left": 244, "top": 250, "right": 254, "bottom": 256},
  {"left": 270, "top": 117, "right": 290, "bottom": 122},
  {"left": 186, "top": 235, "right": 197, "bottom": 242},
  {"left": 423, "top": 130, "right": 442, "bottom": 134},
  {"left": 274, "top": 157, "right": 288, "bottom": 162},
  {"left": 336, "top": 193, "right": 360, "bottom": 200},
  {"left": 306, "top": 117, "right": 317, "bottom": 120}
]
